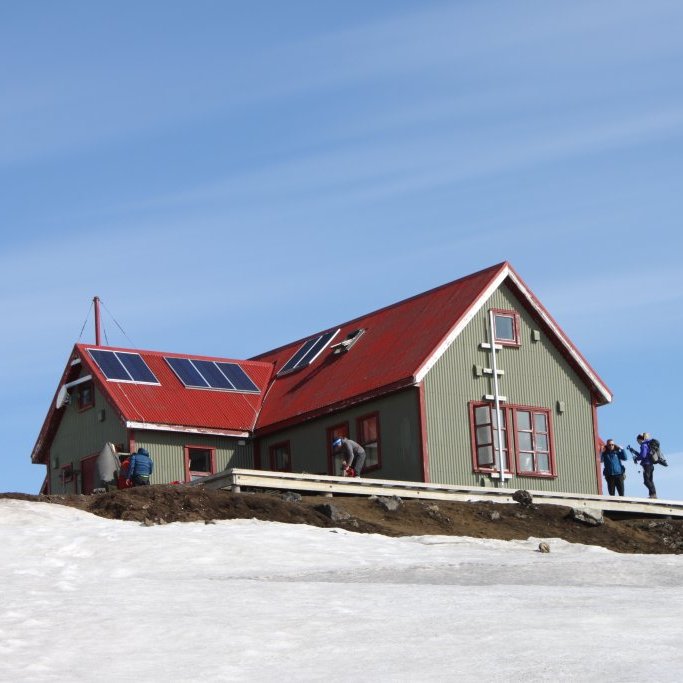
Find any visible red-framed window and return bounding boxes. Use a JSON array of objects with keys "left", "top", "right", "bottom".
[
  {"left": 514, "top": 408, "right": 554, "bottom": 476},
  {"left": 491, "top": 308, "right": 521, "bottom": 347},
  {"left": 61, "top": 463, "right": 74, "bottom": 483},
  {"left": 469, "top": 402, "right": 556, "bottom": 478},
  {"left": 77, "top": 381, "right": 95, "bottom": 411},
  {"left": 59, "top": 463, "right": 78, "bottom": 493},
  {"left": 470, "top": 403, "right": 511, "bottom": 473},
  {"left": 269, "top": 441, "right": 291, "bottom": 472},
  {"left": 356, "top": 412, "right": 381, "bottom": 472},
  {"left": 184, "top": 446, "right": 216, "bottom": 482},
  {"left": 326, "top": 423, "right": 349, "bottom": 475}
]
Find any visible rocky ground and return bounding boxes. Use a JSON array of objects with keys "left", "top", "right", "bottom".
[{"left": 3, "top": 485, "right": 683, "bottom": 554}]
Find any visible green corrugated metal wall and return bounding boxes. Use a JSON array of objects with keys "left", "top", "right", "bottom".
[
  {"left": 132, "top": 430, "right": 252, "bottom": 484},
  {"left": 423, "top": 283, "right": 600, "bottom": 494},
  {"left": 257, "top": 389, "right": 423, "bottom": 480},
  {"left": 48, "top": 384, "right": 127, "bottom": 493}
]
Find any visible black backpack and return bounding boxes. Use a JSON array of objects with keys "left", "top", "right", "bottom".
[{"left": 649, "top": 439, "right": 668, "bottom": 466}]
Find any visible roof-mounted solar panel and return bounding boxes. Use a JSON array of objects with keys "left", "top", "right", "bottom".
[
  {"left": 165, "top": 357, "right": 260, "bottom": 393},
  {"left": 278, "top": 329, "right": 339, "bottom": 375},
  {"left": 166, "top": 357, "right": 209, "bottom": 388},
  {"left": 216, "top": 362, "right": 260, "bottom": 392},
  {"left": 87, "top": 349, "right": 159, "bottom": 384}
]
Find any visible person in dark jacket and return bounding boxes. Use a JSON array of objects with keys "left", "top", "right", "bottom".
[
  {"left": 127, "top": 447, "right": 154, "bottom": 487},
  {"left": 600, "top": 439, "right": 627, "bottom": 496},
  {"left": 332, "top": 437, "right": 366, "bottom": 477},
  {"left": 630, "top": 433, "right": 657, "bottom": 499}
]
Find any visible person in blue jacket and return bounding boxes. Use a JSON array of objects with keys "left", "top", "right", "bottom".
[
  {"left": 631, "top": 433, "right": 657, "bottom": 499},
  {"left": 600, "top": 439, "right": 627, "bottom": 496},
  {"left": 126, "top": 447, "right": 154, "bottom": 487}
]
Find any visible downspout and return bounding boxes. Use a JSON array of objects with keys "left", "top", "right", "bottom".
[{"left": 592, "top": 397, "right": 603, "bottom": 495}]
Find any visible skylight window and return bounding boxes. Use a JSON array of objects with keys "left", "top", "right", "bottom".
[{"left": 331, "top": 328, "right": 365, "bottom": 354}]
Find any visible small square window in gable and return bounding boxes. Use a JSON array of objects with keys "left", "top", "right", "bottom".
[
  {"left": 491, "top": 309, "right": 521, "bottom": 347},
  {"left": 78, "top": 381, "right": 94, "bottom": 411}
]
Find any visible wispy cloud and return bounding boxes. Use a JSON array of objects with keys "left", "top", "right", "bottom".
[{"left": 2, "top": 1, "right": 682, "bottom": 166}]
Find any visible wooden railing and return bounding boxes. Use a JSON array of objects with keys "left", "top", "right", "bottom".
[{"left": 196, "top": 468, "right": 683, "bottom": 518}]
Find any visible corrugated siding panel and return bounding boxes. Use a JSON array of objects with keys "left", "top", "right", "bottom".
[
  {"left": 258, "top": 389, "right": 422, "bottom": 481},
  {"left": 424, "top": 284, "right": 599, "bottom": 494},
  {"left": 134, "top": 430, "right": 254, "bottom": 484}
]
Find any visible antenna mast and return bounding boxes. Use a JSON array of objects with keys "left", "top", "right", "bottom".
[{"left": 94, "top": 296, "right": 101, "bottom": 346}]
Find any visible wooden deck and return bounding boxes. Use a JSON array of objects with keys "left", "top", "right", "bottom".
[{"left": 197, "top": 468, "right": 683, "bottom": 519}]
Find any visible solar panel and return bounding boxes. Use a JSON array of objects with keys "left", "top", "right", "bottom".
[
  {"left": 117, "top": 352, "right": 158, "bottom": 383},
  {"left": 193, "top": 360, "right": 233, "bottom": 389},
  {"left": 216, "top": 362, "right": 259, "bottom": 392},
  {"left": 278, "top": 329, "right": 339, "bottom": 375},
  {"left": 165, "top": 357, "right": 260, "bottom": 393},
  {"left": 87, "top": 349, "right": 159, "bottom": 384},
  {"left": 165, "top": 357, "right": 209, "bottom": 388}
]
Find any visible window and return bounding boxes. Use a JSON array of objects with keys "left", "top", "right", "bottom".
[
  {"left": 491, "top": 309, "right": 521, "bottom": 347},
  {"left": 61, "top": 463, "right": 74, "bottom": 483},
  {"left": 58, "top": 463, "right": 77, "bottom": 493},
  {"left": 515, "top": 409, "right": 552, "bottom": 475},
  {"left": 327, "top": 423, "right": 349, "bottom": 475},
  {"left": 471, "top": 404, "right": 510, "bottom": 472},
  {"left": 184, "top": 446, "right": 216, "bottom": 482},
  {"left": 269, "top": 442, "right": 291, "bottom": 472},
  {"left": 78, "top": 381, "right": 94, "bottom": 411},
  {"left": 356, "top": 413, "right": 381, "bottom": 472},
  {"left": 469, "top": 402, "right": 555, "bottom": 478}
]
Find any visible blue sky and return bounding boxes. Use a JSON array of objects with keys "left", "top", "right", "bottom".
[{"left": 2, "top": 1, "right": 682, "bottom": 498}]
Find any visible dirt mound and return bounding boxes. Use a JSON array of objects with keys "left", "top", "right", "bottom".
[{"left": 2, "top": 485, "right": 683, "bottom": 554}]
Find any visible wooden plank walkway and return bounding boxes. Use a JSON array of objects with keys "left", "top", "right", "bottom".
[{"left": 197, "top": 468, "right": 683, "bottom": 518}]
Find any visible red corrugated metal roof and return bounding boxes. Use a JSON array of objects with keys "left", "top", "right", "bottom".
[
  {"left": 75, "top": 344, "right": 274, "bottom": 433},
  {"left": 251, "top": 262, "right": 510, "bottom": 431}
]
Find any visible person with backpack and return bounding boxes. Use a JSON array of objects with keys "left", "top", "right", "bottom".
[
  {"left": 628, "top": 433, "right": 658, "bottom": 499},
  {"left": 126, "top": 447, "right": 154, "bottom": 486},
  {"left": 600, "top": 439, "right": 627, "bottom": 496}
]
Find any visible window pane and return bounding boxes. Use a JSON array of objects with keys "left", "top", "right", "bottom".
[
  {"left": 491, "top": 409, "right": 505, "bottom": 429},
  {"left": 537, "top": 453, "right": 550, "bottom": 472},
  {"left": 365, "top": 444, "right": 379, "bottom": 468},
  {"left": 478, "top": 445, "right": 494, "bottom": 466},
  {"left": 189, "top": 449, "right": 211, "bottom": 472},
  {"left": 534, "top": 413, "right": 548, "bottom": 433},
  {"left": 474, "top": 405, "right": 490, "bottom": 425},
  {"left": 360, "top": 416, "right": 378, "bottom": 443},
  {"left": 476, "top": 425, "right": 492, "bottom": 445},
  {"left": 271, "top": 445, "right": 290, "bottom": 471},
  {"left": 494, "top": 315, "right": 515, "bottom": 341},
  {"left": 516, "top": 411, "right": 531, "bottom": 430},
  {"left": 518, "top": 432, "right": 533, "bottom": 451},
  {"left": 536, "top": 434, "right": 549, "bottom": 451},
  {"left": 519, "top": 453, "right": 534, "bottom": 471}
]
